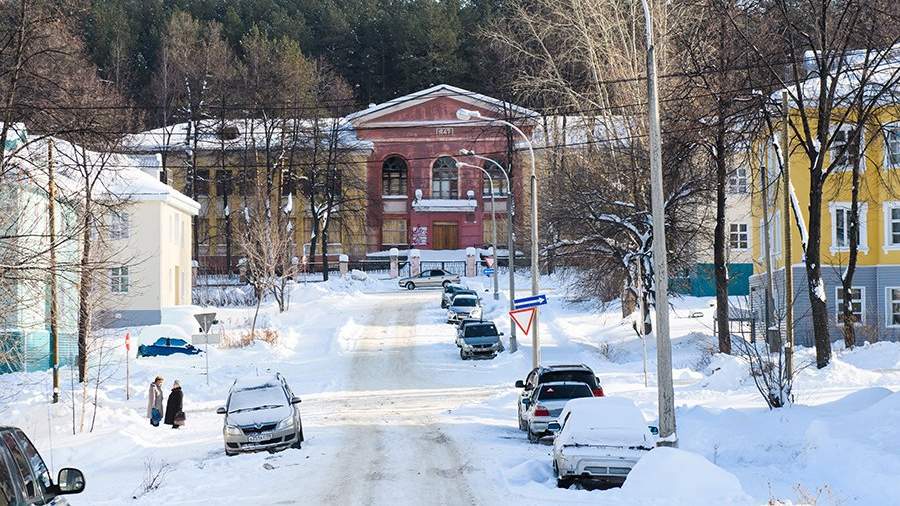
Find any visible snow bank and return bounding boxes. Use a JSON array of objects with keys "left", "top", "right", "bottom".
[{"left": 622, "top": 447, "right": 753, "bottom": 505}]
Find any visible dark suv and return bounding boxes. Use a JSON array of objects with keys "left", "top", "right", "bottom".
[
  {"left": 514, "top": 365, "right": 605, "bottom": 431},
  {"left": 0, "top": 427, "right": 85, "bottom": 505}
]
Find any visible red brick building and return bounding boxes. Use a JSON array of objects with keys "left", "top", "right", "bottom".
[{"left": 347, "top": 84, "right": 537, "bottom": 254}]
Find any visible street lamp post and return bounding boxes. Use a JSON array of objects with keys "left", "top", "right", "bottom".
[
  {"left": 639, "top": 0, "right": 677, "bottom": 446},
  {"left": 461, "top": 150, "right": 517, "bottom": 353},
  {"left": 458, "top": 161, "right": 500, "bottom": 302},
  {"left": 457, "top": 108, "right": 540, "bottom": 368}
]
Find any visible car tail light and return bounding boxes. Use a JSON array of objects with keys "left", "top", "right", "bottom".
[
  {"left": 534, "top": 405, "right": 550, "bottom": 417},
  {"left": 593, "top": 387, "right": 605, "bottom": 397}
]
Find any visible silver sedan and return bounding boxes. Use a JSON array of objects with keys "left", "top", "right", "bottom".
[{"left": 399, "top": 269, "right": 460, "bottom": 290}]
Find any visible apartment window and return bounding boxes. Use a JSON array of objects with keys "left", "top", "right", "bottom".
[
  {"left": 482, "top": 164, "right": 508, "bottom": 196},
  {"left": 884, "top": 202, "right": 900, "bottom": 249},
  {"left": 382, "top": 219, "right": 408, "bottom": 245},
  {"left": 830, "top": 125, "right": 862, "bottom": 171},
  {"left": 431, "top": 156, "right": 458, "bottom": 199},
  {"left": 382, "top": 156, "right": 408, "bottom": 196},
  {"left": 109, "top": 212, "right": 129, "bottom": 240},
  {"left": 887, "top": 288, "right": 900, "bottom": 326},
  {"left": 760, "top": 212, "right": 782, "bottom": 258},
  {"left": 830, "top": 203, "right": 868, "bottom": 253},
  {"left": 728, "top": 167, "right": 749, "bottom": 194},
  {"left": 729, "top": 223, "right": 749, "bottom": 250},
  {"left": 110, "top": 267, "right": 129, "bottom": 293},
  {"left": 835, "top": 287, "right": 864, "bottom": 325},
  {"left": 886, "top": 125, "right": 900, "bottom": 168},
  {"left": 483, "top": 216, "right": 508, "bottom": 244}
]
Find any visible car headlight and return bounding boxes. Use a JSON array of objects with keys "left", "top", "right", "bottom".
[
  {"left": 225, "top": 425, "right": 242, "bottom": 436},
  {"left": 275, "top": 416, "right": 294, "bottom": 431}
]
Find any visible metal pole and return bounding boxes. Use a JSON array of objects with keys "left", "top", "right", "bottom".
[
  {"left": 460, "top": 161, "right": 500, "bottom": 301},
  {"left": 48, "top": 139, "right": 60, "bottom": 403},
  {"left": 457, "top": 118, "right": 536, "bottom": 360},
  {"left": 640, "top": 0, "right": 676, "bottom": 446},
  {"left": 781, "top": 91, "right": 794, "bottom": 380},
  {"left": 475, "top": 154, "right": 517, "bottom": 352}
]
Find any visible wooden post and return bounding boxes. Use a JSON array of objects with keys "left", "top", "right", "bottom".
[
  {"left": 781, "top": 91, "right": 794, "bottom": 379},
  {"left": 48, "top": 139, "right": 60, "bottom": 403}
]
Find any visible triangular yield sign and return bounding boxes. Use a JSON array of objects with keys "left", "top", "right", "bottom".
[{"left": 509, "top": 307, "right": 536, "bottom": 336}]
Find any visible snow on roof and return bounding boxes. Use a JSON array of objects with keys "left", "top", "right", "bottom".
[
  {"left": 556, "top": 397, "right": 652, "bottom": 447},
  {"left": 527, "top": 115, "right": 633, "bottom": 149},
  {"left": 344, "top": 84, "right": 539, "bottom": 124},
  {"left": 776, "top": 44, "right": 900, "bottom": 108},
  {"left": 29, "top": 136, "right": 200, "bottom": 215},
  {"left": 122, "top": 117, "right": 373, "bottom": 154}
]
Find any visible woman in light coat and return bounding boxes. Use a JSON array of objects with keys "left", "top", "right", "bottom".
[{"left": 147, "top": 376, "right": 164, "bottom": 426}]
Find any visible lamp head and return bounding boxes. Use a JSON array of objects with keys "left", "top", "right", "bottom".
[{"left": 456, "top": 108, "right": 481, "bottom": 121}]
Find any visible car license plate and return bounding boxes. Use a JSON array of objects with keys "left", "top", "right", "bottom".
[{"left": 247, "top": 432, "right": 272, "bottom": 443}]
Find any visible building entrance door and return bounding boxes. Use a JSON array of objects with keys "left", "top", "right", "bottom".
[{"left": 432, "top": 222, "right": 458, "bottom": 249}]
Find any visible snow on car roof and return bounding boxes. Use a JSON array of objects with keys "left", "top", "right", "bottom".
[
  {"left": 453, "top": 294, "right": 478, "bottom": 300},
  {"left": 232, "top": 374, "right": 281, "bottom": 391},
  {"left": 556, "top": 397, "right": 652, "bottom": 447}
]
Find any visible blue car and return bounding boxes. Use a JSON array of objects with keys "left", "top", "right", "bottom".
[{"left": 137, "top": 337, "right": 202, "bottom": 358}]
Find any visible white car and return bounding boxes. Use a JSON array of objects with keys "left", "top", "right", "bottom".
[
  {"left": 446, "top": 294, "right": 482, "bottom": 323},
  {"left": 521, "top": 381, "right": 594, "bottom": 443},
  {"left": 549, "top": 397, "right": 656, "bottom": 489}
]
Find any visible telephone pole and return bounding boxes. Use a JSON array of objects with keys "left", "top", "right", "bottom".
[
  {"left": 782, "top": 91, "right": 794, "bottom": 379},
  {"left": 640, "top": 0, "right": 676, "bottom": 446},
  {"left": 48, "top": 139, "right": 60, "bottom": 403}
]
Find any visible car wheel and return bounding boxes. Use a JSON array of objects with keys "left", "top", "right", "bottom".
[
  {"left": 556, "top": 477, "right": 575, "bottom": 489},
  {"left": 292, "top": 431, "right": 302, "bottom": 449},
  {"left": 406, "top": 282, "right": 415, "bottom": 290},
  {"left": 518, "top": 414, "right": 526, "bottom": 431},
  {"left": 527, "top": 428, "right": 539, "bottom": 443},
  {"left": 442, "top": 280, "right": 451, "bottom": 288},
  {"left": 460, "top": 348, "right": 468, "bottom": 360}
]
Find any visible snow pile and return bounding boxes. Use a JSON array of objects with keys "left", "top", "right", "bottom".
[{"left": 622, "top": 447, "right": 754, "bottom": 505}]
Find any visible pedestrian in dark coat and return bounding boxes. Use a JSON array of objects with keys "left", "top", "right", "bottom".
[{"left": 164, "top": 380, "right": 184, "bottom": 429}]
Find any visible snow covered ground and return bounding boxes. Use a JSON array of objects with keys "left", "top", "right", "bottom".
[{"left": 2, "top": 272, "right": 900, "bottom": 505}]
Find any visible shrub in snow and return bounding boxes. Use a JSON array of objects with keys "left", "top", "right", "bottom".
[{"left": 622, "top": 447, "right": 753, "bottom": 505}]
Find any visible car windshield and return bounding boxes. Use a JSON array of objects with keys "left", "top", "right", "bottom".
[
  {"left": 228, "top": 385, "right": 287, "bottom": 414},
  {"left": 464, "top": 324, "right": 498, "bottom": 337},
  {"left": 538, "top": 384, "right": 593, "bottom": 400},
  {"left": 540, "top": 370, "right": 596, "bottom": 388},
  {"left": 453, "top": 298, "right": 477, "bottom": 307}
]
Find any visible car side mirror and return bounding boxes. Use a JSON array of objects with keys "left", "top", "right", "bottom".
[
  {"left": 648, "top": 425, "right": 659, "bottom": 436},
  {"left": 56, "top": 468, "right": 85, "bottom": 494},
  {"left": 291, "top": 396, "right": 302, "bottom": 404},
  {"left": 515, "top": 380, "right": 525, "bottom": 388},
  {"left": 216, "top": 407, "right": 226, "bottom": 415},
  {"left": 547, "top": 421, "right": 561, "bottom": 432}
]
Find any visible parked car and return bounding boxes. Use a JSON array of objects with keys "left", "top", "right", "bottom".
[
  {"left": 0, "top": 426, "right": 85, "bottom": 505},
  {"left": 446, "top": 294, "right": 482, "bottom": 323},
  {"left": 515, "top": 364, "right": 605, "bottom": 431},
  {"left": 216, "top": 373, "right": 304, "bottom": 456},
  {"left": 441, "top": 284, "right": 479, "bottom": 308},
  {"left": 399, "top": 269, "right": 460, "bottom": 290},
  {"left": 549, "top": 397, "right": 656, "bottom": 489},
  {"left": 456, "top": 321, "right": 504, "bottom": 359},
  {"left": 137, "top": 337, "right": 202, "bottom": 358},
  {"left": 521, "top": 382, "right": 594, "bottom": 443}
]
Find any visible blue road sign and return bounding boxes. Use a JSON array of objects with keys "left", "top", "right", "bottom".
[
  {"left": 483, "top": 268, "right": 495, "bottom": 276},
  {"left": 513, "top": 294, "right": 547, "bottom": 309}
]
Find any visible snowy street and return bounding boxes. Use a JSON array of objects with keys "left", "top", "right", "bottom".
[{"left": 4, "top": 276, "right": 900, "bottom": 505}]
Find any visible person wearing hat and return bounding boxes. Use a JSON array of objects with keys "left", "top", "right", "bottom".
[
  {"left": 147, "top": 376, "right": 164, "bottom": 427},
  {"left": 164, "top": 380, "right": 185, "bottom": 429}
]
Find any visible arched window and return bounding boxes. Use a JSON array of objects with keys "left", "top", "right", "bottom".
[
  {"left": 481, "top": 164, "right": 508, "bottom": 196},
  {"left": 431, "top": 156, "right": 458, "bottom": 199},
  {"left": 382, "top": 156, "right": 408, "bottom": 195}
]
